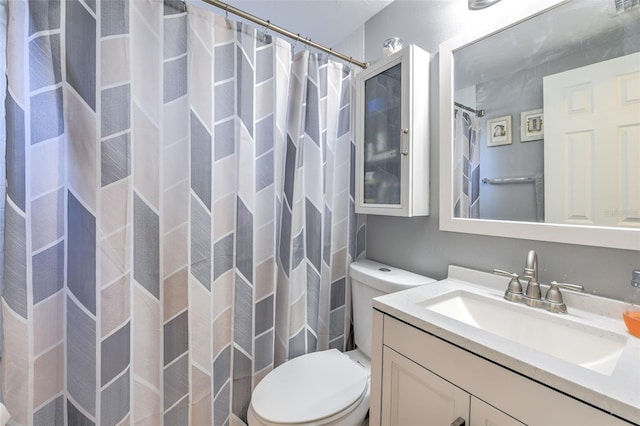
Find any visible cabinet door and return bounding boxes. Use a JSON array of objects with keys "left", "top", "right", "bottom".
[
  {"left": 382, "top": 346, "right": 470, "bottom": 426},
  {"left": 470, "top": 397, "right": 525, "bottom": 426},
  {"left": 355, "top": 44, "right": 430, "bottom": 217},
  {"left": 361, "top": 59, "right": 405, "bottom": 207}
]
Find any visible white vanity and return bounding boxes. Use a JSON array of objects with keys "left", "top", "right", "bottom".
[{"left": 369, "top": 266, "right": 640, "bottom": 425}]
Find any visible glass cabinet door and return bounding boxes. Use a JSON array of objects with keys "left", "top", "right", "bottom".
[
  {"left": 363, "top": 63, "right": 403, "bottom": 206},
  {"left": 355, "top": 44, "right": 430, "bottom": 217}
]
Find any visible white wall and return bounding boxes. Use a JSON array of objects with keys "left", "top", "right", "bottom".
[{"left": 358, "top": 0, "right": 638, "bottom": 300}]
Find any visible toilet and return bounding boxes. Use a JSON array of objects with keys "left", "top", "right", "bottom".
[{"left": 247, "top": 259, "right": 436, "bottom": 426}]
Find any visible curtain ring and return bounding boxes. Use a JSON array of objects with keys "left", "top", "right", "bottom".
[{"left": 263, "top": 20, "right": 271, "bottom": 38}]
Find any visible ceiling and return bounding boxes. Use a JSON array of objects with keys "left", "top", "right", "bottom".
[{"left": 193, "top": 0, "right": 394, "bottom": 49}]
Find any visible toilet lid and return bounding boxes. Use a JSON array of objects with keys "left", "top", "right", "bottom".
[{"left": 251, "top": 349, "right": 369, "bottom": 424}]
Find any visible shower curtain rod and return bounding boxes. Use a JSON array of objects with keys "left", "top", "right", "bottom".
[
  {"left": 196, "top": 0, "right": 368, "bottom": 69},
  {"left": 454, "top": 101, "right": 485, "bottom": 117}
]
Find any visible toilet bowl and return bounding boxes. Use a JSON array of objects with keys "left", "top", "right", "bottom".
[
  {"left": 247, "top": 349, "right": 370, "bottom": 426},
  {"left": 247, "top": 260, "right": 436, "bottom": 426}
]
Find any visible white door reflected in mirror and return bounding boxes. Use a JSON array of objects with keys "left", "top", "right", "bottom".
[{"left": 544, "top": 53, "right": 640, "bottom": 229}]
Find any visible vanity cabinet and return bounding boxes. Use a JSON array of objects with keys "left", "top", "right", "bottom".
[
  {"left": 355, "top": 44, "right": 430, "bottom": 217},
  {"left": 370, "top": 311, "right": 633, "bottom": 426}
]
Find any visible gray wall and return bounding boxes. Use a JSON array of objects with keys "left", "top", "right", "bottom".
[
  {"left": 362, "top": 0, "right": 639, "bottom": 301},
  {"left": 477, "top": 67, "right": 543, "bottom": 222}
]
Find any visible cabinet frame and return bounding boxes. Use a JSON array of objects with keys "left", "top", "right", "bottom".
[{"left": 355, "top": 45, "right": 430, "bottom": 217}]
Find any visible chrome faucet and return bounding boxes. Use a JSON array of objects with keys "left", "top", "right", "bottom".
[
  {"left": 494, "top": 250, "right": 584, "bottom": 314},
  {"left": 523, "top": 250, "right": 543, "bottom": 307}
]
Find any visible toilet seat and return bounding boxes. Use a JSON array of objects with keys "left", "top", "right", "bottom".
[{"left": 249, "top": 349, "right": 369, "bottom": 425}]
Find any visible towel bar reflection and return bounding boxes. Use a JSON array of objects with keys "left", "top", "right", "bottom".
[
  {"left": 482, "top": 176, "right": 536, "bottom": 184},
  {"left": 482, "top": 174, "right": 545, "bottom": 223}
]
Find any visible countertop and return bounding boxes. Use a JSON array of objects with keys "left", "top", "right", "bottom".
[{"left": 372, "top": 265, "right": 640, "bottom": 424}]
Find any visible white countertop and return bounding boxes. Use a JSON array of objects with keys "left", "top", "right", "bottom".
[{"left": 372, "top": 265, "right": 640, "bottom": 424}]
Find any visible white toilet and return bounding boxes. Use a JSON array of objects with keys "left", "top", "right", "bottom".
[{"left": 247, "top": 259, "right": 436, "bottom": 426}]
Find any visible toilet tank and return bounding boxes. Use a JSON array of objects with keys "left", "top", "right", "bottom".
[{"left": 348, "top": 259, "right": 436, "bottom": 359}]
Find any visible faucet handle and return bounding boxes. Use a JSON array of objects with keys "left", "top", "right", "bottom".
[
  {"left": 493, "top": 269, "right": 518, "bottom": 278},
  {"left": 494, "top": 269, "right": 523, "bottom": 299},
  {"left": 545, "top": 281, "right": 584, "bottom": 304}
]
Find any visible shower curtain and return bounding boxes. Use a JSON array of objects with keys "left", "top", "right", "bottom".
[
  {"left": 1, "top": 1, "right": 365, "bottom": 424},
  {"left": 453, "top": 107, "right": 481, "bottom": 218}
]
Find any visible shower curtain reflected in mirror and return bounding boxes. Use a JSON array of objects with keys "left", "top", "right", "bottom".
[
  {"left": 453, "top": 107, "right": 481, "bottom": 219},
  {"left": 1, "top": 1, "right": 365, "bottom": 424}
]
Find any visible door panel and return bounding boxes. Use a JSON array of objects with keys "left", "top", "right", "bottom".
[
  {"left": 470, "top": 397, "right": 525, "bottom": 426},
  {"left": 544, "top": 52, "right": 640, "bottom": 227},
  {"left": 381, "top": 346, "right": 469, "bottom": 426}
]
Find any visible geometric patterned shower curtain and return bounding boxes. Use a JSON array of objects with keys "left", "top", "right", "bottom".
[
  {"left": 453, "top": 107, "right": 481, "bottom": 218},
  {"left": 1, "top": 1, "right": 365, "bottom": 425}
]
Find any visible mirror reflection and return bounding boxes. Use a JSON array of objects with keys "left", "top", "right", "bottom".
[{"left": 453, "top": 0, "right": 640, "bottom": 229}]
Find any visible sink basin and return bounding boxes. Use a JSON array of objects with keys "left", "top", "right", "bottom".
[{"left": 421, "top": 290, "right": 627, "bottom": 375}]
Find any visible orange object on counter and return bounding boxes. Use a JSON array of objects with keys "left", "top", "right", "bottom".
[{"left": 623, "top": 311, "right": 640, "bottom": 338}]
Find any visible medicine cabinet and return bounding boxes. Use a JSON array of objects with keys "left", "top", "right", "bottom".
[{"left": 355, "top": 44, "right": 430, "bottom": 217}]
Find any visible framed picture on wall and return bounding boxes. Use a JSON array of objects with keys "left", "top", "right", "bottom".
[
  {"left": 521, "top": 108, "right": 544, "bottom": 142},
  {"left": 487, "top": 115, "right": 512, "bottom": 147}
]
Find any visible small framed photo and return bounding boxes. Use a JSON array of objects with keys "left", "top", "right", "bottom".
[
  {"left": 520, "top": 108, "right": 544, "bottom": 142},
  {"left": 487, "top": 115, "right": 512, "bottom": 147}
]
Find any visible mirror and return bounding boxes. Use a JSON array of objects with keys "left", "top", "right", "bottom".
[{"left": 440, "top": 0, "right": 640, "bottom": 250}]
